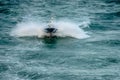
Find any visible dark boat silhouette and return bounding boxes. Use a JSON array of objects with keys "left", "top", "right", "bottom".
[{"left": 44, "top": 18, "right": 57, "bottom": 38}]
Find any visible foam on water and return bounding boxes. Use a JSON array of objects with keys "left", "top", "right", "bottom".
[{"left": 11, "top": 20, "right": 90, "bottom": 39}]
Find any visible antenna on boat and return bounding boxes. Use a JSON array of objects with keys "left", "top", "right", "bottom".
[
  {"left": 48, "top": 17, "right": 54, "bottom": 28},
  {"left": 50, "top": 17, "right": 54, "bottom": 23}
]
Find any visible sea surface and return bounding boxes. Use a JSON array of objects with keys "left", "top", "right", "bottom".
[{"left": 0, "top": 0, "right": 120, "bottom": 80}]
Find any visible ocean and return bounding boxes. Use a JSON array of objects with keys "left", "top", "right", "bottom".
[{"left": 0, "top": 0, "right": 120, "bottom": 80}]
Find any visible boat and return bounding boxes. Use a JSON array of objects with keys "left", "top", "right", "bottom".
[
  {"left": 44, "top": 26, "right": 57, "bottom": 38},
  {"left": 44, "top": 18, "right": 57, "bottom": 38}
]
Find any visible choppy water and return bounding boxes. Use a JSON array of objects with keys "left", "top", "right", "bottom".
[{"left": 0, "top": 0, "right": 120, "bottom": 80}]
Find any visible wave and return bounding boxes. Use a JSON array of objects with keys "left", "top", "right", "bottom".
[{"left": 11, "top": 20, "right": 90, "bottom": 39}]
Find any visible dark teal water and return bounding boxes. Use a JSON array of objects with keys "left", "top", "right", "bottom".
[{"left": 0, "top": 0, "right": 120, "bottom": 80}]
